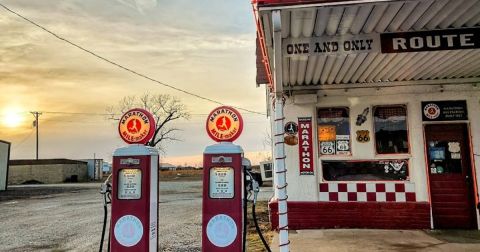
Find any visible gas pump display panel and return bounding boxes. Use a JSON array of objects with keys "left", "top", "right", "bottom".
[
  {"left": 118, "top": 168, "right": 142, "bottom": 200},
  {"left": 209, "top": 167, "right": 234, "bottom": 199}
]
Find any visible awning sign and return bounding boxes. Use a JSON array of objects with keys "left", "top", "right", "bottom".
[
  {"left": 283, "top": 27, "right": 480, "bottom": 57},
  {"left": 298, "top": 117, "right": 314, "bottom": 175},
  {"left": 381, "top": 28, "right": 479, "bottom": 53},
  {"left": 284, "top": 33, "right": 379, "bottom": 57}
]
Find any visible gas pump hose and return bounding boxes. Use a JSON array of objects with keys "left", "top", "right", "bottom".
[
  {"left": 99, "top": 175, "right": 112, "bottom": 252},
  {"left": 243, "top": 171, "right": 248, "bottom": 252},
  {"left": 252, "top": 201, "right": 272, "bottom": 252},
  {"left": 246, "top": 170, "right": 272, "bottom": 252}
]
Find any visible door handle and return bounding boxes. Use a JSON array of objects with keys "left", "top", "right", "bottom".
[{"left": 465, "top": 175, "right": 472, "bottom": 184}]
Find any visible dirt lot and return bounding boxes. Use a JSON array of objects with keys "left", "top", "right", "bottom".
[
  {"left": 0, "top": 178, "right": 274, "bottom": 252},
  {"left": 0, "top": 181, "right": 203, "bottom": 252}
]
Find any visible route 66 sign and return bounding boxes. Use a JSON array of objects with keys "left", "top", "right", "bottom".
[
  {"left": 336, "top": 140, "right": 349, "bottom": 151},
  {"left": 356, "top": 130, "right": 370, "bottom": 143}
]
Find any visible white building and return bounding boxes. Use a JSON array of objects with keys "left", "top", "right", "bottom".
[{"left": 253, "top": 0, "right": 480, "bottom": 229}]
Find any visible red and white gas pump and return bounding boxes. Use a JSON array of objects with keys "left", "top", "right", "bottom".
[
  {"left": 100, "top": 108, "right": 159, "bottom": 252},
  {"left": 202, "top": 106, "right": 245, "bottom": 252}
]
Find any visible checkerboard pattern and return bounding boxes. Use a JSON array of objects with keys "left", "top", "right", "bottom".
[{"left": 319, "top": 182, "right": 416, "bottom": 202}]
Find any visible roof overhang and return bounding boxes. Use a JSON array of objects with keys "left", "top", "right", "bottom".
[{"left": 253, "top": 0, "right": 480, "bottom": 91}]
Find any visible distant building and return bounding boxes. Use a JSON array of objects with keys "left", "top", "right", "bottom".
[
  {"left": 160, "top": 163, "right": 176, "bottom": 171},
  {"left": 80, "top": 159, "right": 104, "bottom": 180},
  {"left": 8, "top": 159, "right": 88, "bottom": 184},
  {"left": 102, "top": 162, "right": 111, "bottom": 174},
  {"left": 0, "top": 140, "right": 10, "bottom": 191}
]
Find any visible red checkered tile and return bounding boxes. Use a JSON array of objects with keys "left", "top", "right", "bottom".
[{"left": 319, "top": 182, "right": 416, "bottom": 202}]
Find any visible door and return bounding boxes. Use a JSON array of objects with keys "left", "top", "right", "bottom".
[{"left": 425, "top": 124, "right": 477, "bottom": 229}]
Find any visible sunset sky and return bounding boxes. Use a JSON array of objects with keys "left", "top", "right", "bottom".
[{"left": 0, "top": 0, "right": 271, "bottom": 166}]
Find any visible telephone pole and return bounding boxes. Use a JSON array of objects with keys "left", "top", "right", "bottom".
[{"left": 31, "top": 112, "right": 42, "bottom": 160}]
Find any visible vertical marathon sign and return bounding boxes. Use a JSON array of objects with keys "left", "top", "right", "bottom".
[{"left": 298, "top": 117, "right": 314, "bottom": 175}]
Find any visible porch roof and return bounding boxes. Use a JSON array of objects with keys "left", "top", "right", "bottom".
[{"left": 253, "top": 0, "right": 480, "bottom": 90}]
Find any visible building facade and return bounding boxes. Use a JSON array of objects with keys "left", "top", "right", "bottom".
[
  {"left": 8, "top": 159, "right": 88, "bottom": 184},
  {"left": 253, "top": 0, "right": 480, "bottom": 229}
]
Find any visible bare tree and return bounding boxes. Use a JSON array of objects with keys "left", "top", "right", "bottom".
[{"left": 107, "top": 94, "right": 190, "bottom": 153}]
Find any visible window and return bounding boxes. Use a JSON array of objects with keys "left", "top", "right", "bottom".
[
  {"left": 317, "top": 107, "right": 350, "bottom": 155},
  {"left": 118, "top": 169, "right": 142, "bottom": 200},
  {"left": 374, "top": 105, "right": 409, "bottom": 154},
  {"left": 322, "top": 160, "right": 409, "bottom": 181},
  {"left": 209, "top": 167, "right": 234, "bottom": 199}
]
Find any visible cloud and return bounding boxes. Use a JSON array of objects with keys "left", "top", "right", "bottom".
[{"left": 0, "top": 0, "right": 268, "bottom": 163}]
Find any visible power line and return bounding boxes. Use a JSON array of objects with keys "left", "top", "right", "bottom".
[
  {"left": 0, "top": 3, "right": 267, "bottom": 116},
  {"left": 12, "top": 129, "right": 35, "bottom": 151},
  {"left": 2, "top": 110, "right": 265, "bottom": 117},
  {"left": 42, "top": 111, "right": 117, "bottom": 116}
]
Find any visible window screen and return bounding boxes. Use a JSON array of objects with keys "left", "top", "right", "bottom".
[
  {"left": 317, "top": 107, "right": 351, "bottom": 155},
  {"left": 374, "top": 105, "right": 409, "bottom": 154}
]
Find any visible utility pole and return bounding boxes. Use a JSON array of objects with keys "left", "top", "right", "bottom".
[{"left": 31, "top": 112, "right": 42, "bottom": 160}]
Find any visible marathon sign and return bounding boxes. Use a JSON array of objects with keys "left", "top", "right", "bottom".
[
  {"left": 422, "top": 100, "right": 468, "bottom": 122},
  {"left": 298, "top": 117, "right": 314, "bottom": 175},
  {"left": 283, "top": 27, "right": 480, "bottom": 57}
]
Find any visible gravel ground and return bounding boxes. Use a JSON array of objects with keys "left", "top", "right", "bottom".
[{"left": 0, "top": 181, "right": 204, "bottom": 252}]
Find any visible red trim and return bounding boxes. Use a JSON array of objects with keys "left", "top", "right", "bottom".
[
  {"left": 253, "top": 0, "right": 353, "bottom": 7},
  {"left": 251, "top": 4, "right": 273, "bottom": 90},
  {"left": 422, "top": 124, "right": 433, "bottom": 212},
  {"left": 467, "top": 123, "right": 479, "bottom": 209},
  {"left": 205, "top": 106, "right": 244, "bottom": 142},
  {"left": 269, "top": 201, "right": 431, "bottom": 229},
  {"left": 118, "top": 108, "right": 155, "bottom": 145}
]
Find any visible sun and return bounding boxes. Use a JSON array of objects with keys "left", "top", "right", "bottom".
[{"left": 2, "top": 108, "right": 25, "bottom": 128}]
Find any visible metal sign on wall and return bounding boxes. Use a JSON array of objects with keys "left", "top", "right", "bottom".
[
  {"left": 298, "top": 117, "right": 314, "bottom": 175},
  {"left": 422, "top": 100, "right": 468, "bottom": 121},
  {"left": 284, "top": 27, "right": 480, "bottom": 57}
]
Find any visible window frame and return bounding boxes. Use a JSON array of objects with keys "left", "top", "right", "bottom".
[
  {"left": 208, "top": 166, "right": 235, "bottom": 199},
  {"left": 321, "top": 159, "right": 411, "bottom": 182},
  {"left": 117, "top": 168, "right": 142, "bottom": 200},
  {"left": 317, "top": 106, "right": 352, "bottom": 157},
  {"left": 372, "top": 104, "right": 411, "bottom": 156}
]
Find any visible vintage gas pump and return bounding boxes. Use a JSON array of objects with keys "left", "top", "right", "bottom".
[
  {"left": 99, "top": 108, "right": 159, "bottom": 252},
  {"left": 202, "top": 106, "right": 245, "bottom": 252}
]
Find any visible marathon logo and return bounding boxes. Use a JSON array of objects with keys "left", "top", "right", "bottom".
[
  {"left": 121, "top": 110, "right": 150, "bottom": 125},
  {"left": 209, "top": 108, "right": 239, "bottom": 123}
]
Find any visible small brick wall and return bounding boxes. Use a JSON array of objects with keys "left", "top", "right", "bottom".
[
  {"left": 8, "top": 160, "right": 88, "bottom": 184},
  {"left": 269, "top": 201, "right": 431, "bottom": 230}
]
